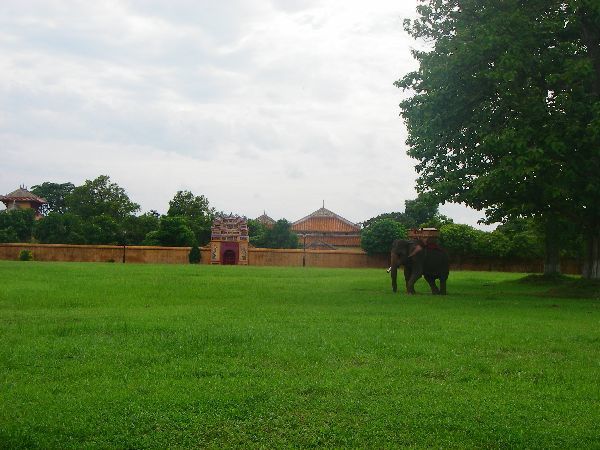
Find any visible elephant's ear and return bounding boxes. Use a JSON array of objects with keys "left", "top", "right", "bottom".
[{"left": 408, "top": 243, "right": 424, "bottom": 258}]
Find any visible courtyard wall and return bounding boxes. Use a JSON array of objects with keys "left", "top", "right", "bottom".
[{"left": 0, "top": 243, "right": 583, "bottom": 274}]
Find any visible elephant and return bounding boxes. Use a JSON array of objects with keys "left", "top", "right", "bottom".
[{"left": 390, "top": 239, "right": 449, "bottom": 295}]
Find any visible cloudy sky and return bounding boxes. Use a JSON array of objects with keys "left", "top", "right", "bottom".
[{"left": 0, "top": 0, "right": 493, "bottom": 228}]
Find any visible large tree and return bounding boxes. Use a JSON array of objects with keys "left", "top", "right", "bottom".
[
  {"left": 0, "top": 209, "right": 35, "bottom": 243},
  {"left": 143, "top": 216, "right": 196, "bottom": 247},
  {"left": 167, "top": 191, "right": 215, "bottom": 246},
  {"left": 253, "top": 219, "right": 299, "bottom": 249},
  {"left": 34, "top": 213, "right": 86, "bottom": 244},
  {"left": 30, "top": 182, "right": 75, "bottom": 215},
  {"left": 362, "top": 194, "right": 447, "bottom": 229},
  {"left": 397, "top": 0, "right": 600, "bottom": 278},
  {"left": 361, "top": 218, "right": 407, "bottom": 255},
  {"left": 67, "top": 175, "right": 140, "bottom": 221}
]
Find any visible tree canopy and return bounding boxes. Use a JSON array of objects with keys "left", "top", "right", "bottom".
[
  {"left": 67, "top": 175, "right": 140, "bottom": 221},
  {"left": 167, "top": 190, "right": 215, "bottom": 246},
  {"left": 143, "top": 216, "right": 196, "bottom": 247},
  {"left": 0, "top": 209, "right": 35, "bottom": 243},
  {"left": 253, "top": 219, "right": 299, "bottom": 249},
  {"left": 30, "top": 182, "right": 75, "bottom": 215},
  {"left": 397, "top": 0, "right": 600, "bottom": 278},
  {"left": 361, "top": 218, "right": 407, "bottom": 255},
  {"left": 362, "top": 194, "right": 447, "bottom": 229}
]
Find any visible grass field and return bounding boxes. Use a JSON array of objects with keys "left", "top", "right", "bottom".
[{"left": 1, "top": 261, "right": 599, "bottom": 448}]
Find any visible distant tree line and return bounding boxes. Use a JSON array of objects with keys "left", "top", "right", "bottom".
[
  {"left": 0, "top": 176, "right": 215, "bottom": 248},
  {"left": 0, "top": 175, "right": 302, "bottom": 249},
  {"left": 360, "top": 194, "right": 582, "bottom": 262},
  {"left": 1, "top": 177, "right": 581, "bottom": 261}
]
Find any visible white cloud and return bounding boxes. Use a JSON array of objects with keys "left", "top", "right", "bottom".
[{"left": 0, "top": 0, "right": 495, "bottom": 228}]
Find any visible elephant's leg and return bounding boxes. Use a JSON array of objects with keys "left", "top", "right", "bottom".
[
  {"left": 404, "top": 266, "right": 412, "bottom": 294},
  {"left": 390, "top": 255, "right": 399, "bottom": 293},
  {"left": 425, "top": 275, "right": 440, "bottom": 295},
  {"left": 439, "top": 278, "right": 447, "bottom": 295},
  {"left": 406, "top": 267, "right": 422, "bottom": 295}
]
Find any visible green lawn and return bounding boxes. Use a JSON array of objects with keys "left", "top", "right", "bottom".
[{"left": 0, "top": 262, "right": 598, "bottom": 448}]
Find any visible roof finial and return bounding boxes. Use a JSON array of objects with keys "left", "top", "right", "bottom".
[{"left": 322, "top": 200, "right": 325, "bottom": 209}]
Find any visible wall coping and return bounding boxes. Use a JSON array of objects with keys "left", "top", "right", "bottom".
[
  {"left": 248, "top": 247, "right": 368, "bottom": 255},
  {"left": 0, "top": 243, "right": 368, "bottom": 255},
  {"left": 0, "top": 243, "right": 192, "bottom": 251}
]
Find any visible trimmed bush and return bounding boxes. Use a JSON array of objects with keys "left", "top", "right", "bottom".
[
  {"left": 19, "top": 249, "right": 34, "bottom": 261},
  {"left": 189, "top": 245, "right": 201, "bottom": 264}
]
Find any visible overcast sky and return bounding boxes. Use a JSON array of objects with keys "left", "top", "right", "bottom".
[{"left": 0, "top": 0, "right": 494, "bottom": 228}]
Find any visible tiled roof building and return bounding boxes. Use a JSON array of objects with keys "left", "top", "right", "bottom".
[
  {"left": 256, "top": 212, "right": 276, "bottom": 228},
  {"left": 292, "top": 205, "right": 361, "bottom": 249},
  {"left": 0, "top": 186, "right": 47, "bottom": 219}
]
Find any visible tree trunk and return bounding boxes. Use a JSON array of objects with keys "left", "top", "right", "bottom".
[
  {"left": 544, "top": 238, "right": 561, "bottom": 276},
  {"left": 582, "top": 229, "right": 600, "bottom": 280},
  {"left": 578, "top": 5, "right": 600, "bottom": 280},
  {"left": 579, "top": 3, "right": 600, "bottom": 97},
  {"left": 543, "top": 220, "right": 561, "bottom": 276}
]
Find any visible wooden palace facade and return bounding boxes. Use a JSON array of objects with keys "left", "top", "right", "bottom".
[{"left": 290, "top": 205, "right": 361, "bottom": 250}]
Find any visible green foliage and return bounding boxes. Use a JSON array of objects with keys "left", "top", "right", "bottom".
[
  {"left": 0, "top": 208, "right": 35, "bottom": 242},
  {"left": 143, "top": 216, "right": 196, "bottom": 247},
  {"left": 30, "top": 182, "right": 75, "bottom": 215},
  {"left": 0, "top": 262, "right": 598, "bottom": 448},
  {"left": 83, "top": 215, "right": 121, "bottom": 245},
  {"left": 247, "top": 218, "right": 266, "bottom": 245},
  {"left": 18, "top": 249, "right": 33, "bottom": 261},
  {"left": 0, "top": 227, "right": 18, "bottom": 243},
  {"left": 253, "top": 219, "right": 299, "bottom": 249},
  {"left": 66, "top": 175, "right": 140, "bottom": 221},
  {"left": 403, "top": 193, "right": 439, "bottom": 228},
  {"left": 188, "top": 245, "right": 201, "bottom": 264},
  {"left": 439, "top": 224, "right": 480, "bottom": 259},
  {"left": 496, "top": 218, "right": 545, "bottom": 259},
  {"left": 34, "top": 213, "right": 86, "bottom": 244},
  {"left": 474, "top": 230, "right": 511, "bottom": 259},
  {"left": 121, "top": 211, "right": 160, "bottom": 245},
  {"left": 363, "top": 194, "right": 446, "bottom": 230},
  {"left": 361, "top": 218, "right": 407, "bottom": 255},
  {"left": 167, "top": 190, "right": 212, "bottom": 219},
  {"left": 421, "top": 214, "right": 454, "bottom": 229},
  {"left": 362, "top": 211, "right": 405, "bottom": 229},
  {"left": 167, "top": 191, "right": 215, "bottom": 246}
]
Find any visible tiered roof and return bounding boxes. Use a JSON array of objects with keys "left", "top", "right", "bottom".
[
  {"left": 0, "top": 187, "right": 47, "bottom": 206},
  {"left": 292, "top": 207, "right": 360, "bottom": 233},
  {"left": 292, "top": 205, "right": 361, "bottom": 247},
  {"left": 256, "top": 211, "right": 276, "bottom": 228}
]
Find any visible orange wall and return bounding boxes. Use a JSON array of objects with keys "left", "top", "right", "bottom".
[
  {"left": 0, "top": 243, "right": 190, "bottom": 264},
  {"left": 0, "top": 243, "right": 582, "bottom": 274},
  {"left": 248, "top": 248, "right": 388, "bottom": 268}
]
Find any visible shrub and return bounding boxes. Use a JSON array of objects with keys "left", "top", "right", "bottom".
[
  {"left": 189, "top": 245, "right": 201, "bottom": 264},
  {"left": 19, "top": 249, "right": 34, "bottom": 261}
]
